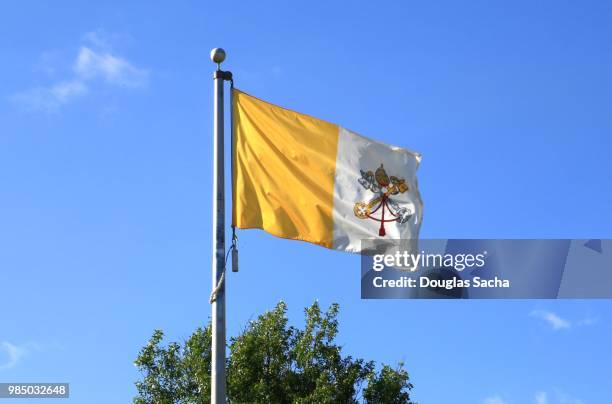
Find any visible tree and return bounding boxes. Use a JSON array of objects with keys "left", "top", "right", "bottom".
[{"left": 134, "top": 301, "right": 414, "bottom": 403}]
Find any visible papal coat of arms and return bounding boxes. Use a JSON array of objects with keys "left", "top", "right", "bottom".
[{"left": 353, "top": 164, "right": 413, "bottom": 236}]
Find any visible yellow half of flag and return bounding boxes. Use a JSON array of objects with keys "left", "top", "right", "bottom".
[{"left": 232, "top": 89, "right": 339, "bottom": 248}]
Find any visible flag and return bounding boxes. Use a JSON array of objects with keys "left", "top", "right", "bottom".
[{"left": 232, "top": 89, "right": 423, "bottom": 253}]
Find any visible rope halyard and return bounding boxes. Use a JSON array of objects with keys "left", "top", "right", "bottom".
[{"left": 209, "top": 246, "right": 233, "bottom": 304}]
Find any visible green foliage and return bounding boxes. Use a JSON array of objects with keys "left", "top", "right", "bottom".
[
  {"left": 134, "top": 302, "right": 414, "bottom": 403},
  {"left": 134, "top": 327, "right": 211, "bottom": 404},
  {"left": 363, "top": 364, "right": 414, "bottom": 404}
]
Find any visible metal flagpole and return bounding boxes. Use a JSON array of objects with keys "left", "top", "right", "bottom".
[{"left": 210, "top": 47, "right": 232, "bottom": 404}]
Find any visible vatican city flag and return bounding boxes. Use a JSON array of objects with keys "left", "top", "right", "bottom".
[{"left": 232, "top": 89, "right": 423, "bottom": 253}]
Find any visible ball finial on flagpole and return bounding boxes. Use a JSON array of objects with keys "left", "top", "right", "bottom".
[{"left": 210, "top": 48, "right": 226, "bottom": 68}]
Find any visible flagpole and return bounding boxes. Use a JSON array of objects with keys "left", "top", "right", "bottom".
[{"left": 210, "top": 47, "right": 229, "bottom": 404}]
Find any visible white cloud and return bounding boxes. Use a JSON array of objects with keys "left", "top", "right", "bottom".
[
  {"left": 10, "top": 79, "right": 87, "bottom": 112},
  {"left": 530, "top": 309, "right": 571, "bottom": 330},
  {"left": 533, "top": 389, "right": 583, "bottom": 404},
  {"left": 530, "top": 309, "right": 601, "bottom": 331},
  {"left": 483, "top": 396, "right": 507, "bottom": 404},
  {"left": 74, "top": 46, "right": 148, "bottom": 87},
  {"left": 51, "top": 79, "right": 88, "bottom": 102},
  {"left": 0, "top": 341, "right": 33, "bottom": 371},
  {"left": 10, "top": 32, "right": 148, "bottom": 112},
  {"left": 535, "top": 391, "right": 548, "bottom": 404},
  {"left": 82, "top": 31, "right": 110, "bottom": 49},
  {"left": 484, "top": 390, "right": 583, "bottom": 404}
]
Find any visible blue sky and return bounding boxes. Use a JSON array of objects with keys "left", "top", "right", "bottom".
[{"left": 1, "top": 1, "right": 611, "bottom": 403}]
